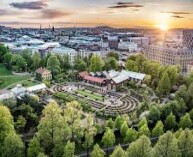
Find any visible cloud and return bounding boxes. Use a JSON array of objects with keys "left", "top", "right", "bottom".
[
  {"left": 108, "top": 2, "right": 144, "bottom": 9},
  {"left": 0, "top": 21, "right": 40, "bottom": 25},
  {"left": 0, "top": 9, "right": 20, "bottom": 16},
  {"left": 162, "top": 11, "right": 191, "bottom": 15},
  {"left": 117, "top": 2, "right": 134, "bottom": 5},
  {"left": 10, "top": 0, "right": 48, "bottom": 10},
  {"left": 40, "top": 9, "right": 72, "bottom": 19},
  {"left": 132, "top": 9, "right": 140, "bottom": 12},
  {"left": 172, "top": 15, "right": 185, "bottom": 18},
  {"left": 0, "top": 9, "right": 7, "bottom": 15}
]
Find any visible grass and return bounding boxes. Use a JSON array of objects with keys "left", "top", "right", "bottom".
[
  {"left": 75, "top": 89, "right": 104, "bottom": 102},
  {"left": 8, "top": 80, "right": 40, "bottom": 89},
  {"left": 0, "top": 64, "right": 12, "bottom": 76},
  {"left": 0, "top": 64, "right": 35, "bottom": 89},
  {"left": 0, "top": 76, "right": 31, "bottom": 89}
]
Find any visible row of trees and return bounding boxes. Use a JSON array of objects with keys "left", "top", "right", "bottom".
[
  {"left": 2, "top": 101, "right": 193, "bottom": 157},
  {"left": 0, "top": 42, "right": 119, "bottom": 74},
  {"left": 0, "top": 43, "right": 119, "bottom": 80},
  {"left": 125, "top": 54, "right": 181, "bottom": 96},
  {"left": 108, "top": 129, "right": 193, "bottom": 157}
]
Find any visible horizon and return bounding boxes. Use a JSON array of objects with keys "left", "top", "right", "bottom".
[
  {"left": 0, "top": 24, "right": 192, "bottom": 30},
  {"left": 0, "top": 0, "right": 193, "bottom": 29}
]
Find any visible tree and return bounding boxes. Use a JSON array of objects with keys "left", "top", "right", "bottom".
[
  {"left": 185, "top": 71, "right": 193, "bottom": 86},
  {"left": 91, "top": 144, "right": 105, "bottom": 157},
  {"left": 175, "top": 85, "right": 188, "bottom": 103},
  {"left": 77, "top": 60, "right": 87, "bottom": 72},
  {"left": 64, "top": 101, "right": 83, "bottom": 142},
  {"left": 3, "top": 53, "right": 12, "bottom": 69},
  {"left": 110, "top": 144, "right": 126, "bottom": 157},
  {"left": 102, "top": 128, "right": 115, "bottom": 155},
  {"left": 138, "top": 124, "right": 151, "bottom": 137},
  {"left": 83, "top": 114, "right": 97, "bottom": 157},
  {"left": 138, "top": 117, "right": 148, "bottom": 129},
  {"left": 144, "top": 75, "right": 152, "bottom": 86},
  {"left": 106, "top": 118, "right": 115, "bottom": 129},
  {"left": 152, "top": 120, "right": 164, "bottom": 137},
  {"left": 27, "top": 137, "right": 42, "bottom": 157},
  {"left": 3, "top": 133, "right": 24, "bottom": 157},
  {"left": 0, "top": 44, "right": 9, "bottom": 62},
  {"left": 125, "top": 60, "right": 138, "bottom": 72},
  {"left": 105, "top": 57, "right": 118, "bottom": 70},
  {"left": 143, "top": 61, "right": 161, "bottom": 79},
  {"left": 178, "top": 128, "right": 193, "bottom": 157},
  {"left": 21, "top": 49, "right": 33, "bottom": 70},
  {"left": 166, "top": 65, "right": 180, "bottom": 86},
  {"left": 120, "top": 121, "right": 129, "bottom": 137},
  {"left": 63, "top": 54, "right": 71, "bottom": 71},
  {"left": 47, "top": 55, "right": 61, "bottom": 77},
  {"left": 55, "top": 54, "right": 64, "bottom": 70},
  {"left": 157, "top": 72, "right": 171, "bottom": 96},
  {"left": 148, "top": 106, "right": 161, "bottom": 124},
  {"left": 89, "top": 55, "right": 104, "bottom": 72},
  {"left": 174, "top": 128, "right": 183, "bottom": 139},
  {"left": 32, "top": 52, "right": 41, "bottom": 70},
  {"left": 107, "top": 52, "right": 119, "bottom": 60},
  {"left": 124, "top": 128, "right": 138, "bottom": 143},
  {"left": 37, "top": 152, "right": 48, "bottom": 157},
  {"left": 189, "top": 108, "right": 193, "bottom": 121},
  {"left": 15, "top": 115, "right": 26, "bottom": 133},
  {"left": 179, "top": 113, "right": 192, "bottom": 129},
  {"left": 115, "top": 115, "right": 124, "bottom": 129},
  {"left": 11, "top": 54, "right": 27, "bottom": 72},
  {"left": 135, "top": 54, "right": 146, "bottom": 71},
  {"left": 187, "top": 82, "right": 193, "bottom": 100},
  {"left": 154, "top": 131, "right": 181, "bottom": 157},
  {"left": 63, "top": 141, "right": 75, "bottom": 157},
  {"left": 37, "top": 101, "right": 65, "bottom": 155},
  {"left": 126, "top": 135, "right": 152, "bottom": 157},
  {"left": 164, "top": 112, "right": 177, "bottom": 130},
  {"left": 0, "top": 105, "right": 15, "bottom": 154}
]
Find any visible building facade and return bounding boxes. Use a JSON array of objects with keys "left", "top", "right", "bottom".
[
  {"left": 144, "top": 45, "right": 193, "bottom": 73},
  {"left": 183, "top": 30, "right": 193, "bottom": 50},
  {"left": 35, "top": 67, "right": 52, "bottom": 81}
]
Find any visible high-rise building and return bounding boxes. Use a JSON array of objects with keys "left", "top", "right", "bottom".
[{"left": 183, "top": 29, "right": 193, "bottom": 50}]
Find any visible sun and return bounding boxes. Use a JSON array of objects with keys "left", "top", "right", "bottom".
[{"left": 157, "top": 24, "right": 168, "bottom": 31}]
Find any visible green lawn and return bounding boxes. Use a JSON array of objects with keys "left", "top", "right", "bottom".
[
  {"left": 8, "top": 79, "right": 40, "bottom": 89},
  {"left": 75, "top": 89, "right": 104, "bottom": 102},
  {"left": 0, "top": 64, "right": 34, "bottom": 89},
  {"left": 0, "top": 64, "right": 12, "bottom": 76},
  {"left": 0, "top": 76, "right": 32, "bottom": 89}
]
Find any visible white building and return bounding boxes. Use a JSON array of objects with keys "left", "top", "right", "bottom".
[
  {"left": 50, "top": 47, "right": 77, "bottom": 64},
  {"left": 118, "top": 41, "right": 138, "bottom": 51},
  {"left": 78, "top": 48, "right": 110, "bottom": 58},
  {"left": 128, "top": 37, "right": 150, "bottom": 47}
]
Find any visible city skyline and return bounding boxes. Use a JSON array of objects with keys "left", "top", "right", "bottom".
[{"left": 0, "top": 0, "right": 193, "bottom": 29}]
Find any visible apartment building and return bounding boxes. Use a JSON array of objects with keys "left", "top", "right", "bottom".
[{"left": 144, "top": 45, "right": 193, "bottom": 73}]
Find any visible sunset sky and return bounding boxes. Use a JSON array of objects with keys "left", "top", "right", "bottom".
[{"left": 0, "top": 0, "right": 193, "bottom": 28}]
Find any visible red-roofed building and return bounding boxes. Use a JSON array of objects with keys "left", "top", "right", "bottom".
[
  {"left": 78, "top": 71, "right": 89, "bottom": 79},
  {"left": 83, "top": 75, "right": 106, "bottom": 86},
  {"left": 35, "top": 67, "right": 52, "bottom": 81}
]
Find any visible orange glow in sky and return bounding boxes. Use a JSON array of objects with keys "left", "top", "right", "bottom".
[{"left": 0, "top": 0, "right": 193, "bottom": 28}]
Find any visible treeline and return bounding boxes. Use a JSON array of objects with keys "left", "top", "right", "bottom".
[
  {"left": 0, "top": 43, "right": 119, "bottom": 77},
  {"left": 1, "top": 100, "right": 193, "bottom": 157},
  {"left": 0, "top": 43, "right": 181, "bottom": 94},
  {"left": 125, "top": 54, "right": 181, "bottom": 96}
]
